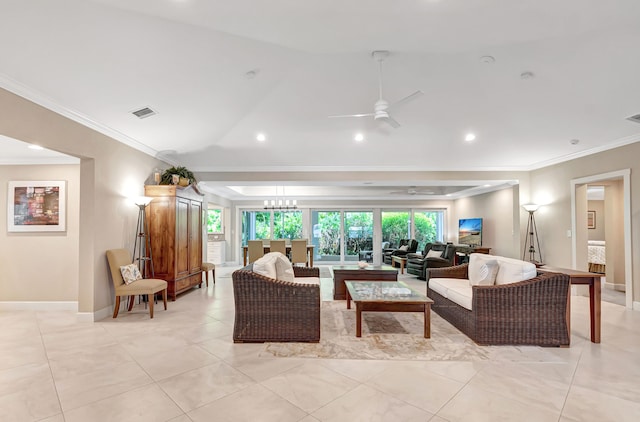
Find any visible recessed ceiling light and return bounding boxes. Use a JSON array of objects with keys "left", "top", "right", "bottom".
[
  {"left": 570, "top": 139, "right": 580, "bottom": 145},
  {"left": 465, "top": 133, "right": 476, "bottom": 142},
  {"left": 28, "top": 145, "right": 44, "bottom": 150},
  {"left": 256, "top": 133, "right": 266, "bottom": 142},
  {"left": 354, "top": 133, "right": 364, "bottom": 142},
  {"left": 445, "top": 193, "right": 452, "bottom": 197},
  {"left": 245, "top": 69, "right": 260, "bottom": 79},
  {"left": 484, "top": 184, "right": 491, "bottom": 187},
  {"left": 520, "top": 71, "right": 535, "bottom": 80}
]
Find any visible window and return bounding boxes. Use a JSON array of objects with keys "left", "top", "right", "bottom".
[
  {"left": 207, "top": 207, "right": 223, "bottom": 233},
  {"left": 311, "top": 211, "right": 341, "bottom": 263},
  {"left": 344, "top": 211, "right": 373, "bottom": 262},
  {"left": 241, "top": 211, "right": 271, "bottom": 244},
  {"left": 273, "top": 210, "right": 303, "bottom": 239},
  {"left": 381, "top": 210, "right": 410, "bottom": 247}
]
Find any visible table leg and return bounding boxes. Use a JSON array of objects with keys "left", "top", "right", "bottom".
[
  {"left": 400, "top": 260, "right": 405, "bottom": 274},
  {"left": 355, "top": 303, "right": 362, "bottom": 337},
  {"left": 346, "top": 289, "right": 351, "bottom": 310},
  {"left": 590, "top": 277, "right": 601, "bottom": 343},
  {"left": 309, "top": 250, "right": 313, "bottom": 267},
  {"left": 424, "top": 304, "right": 431, "bottom": 338},
  {"left": 243, "top": 249, "right": 248, "bottom": 266}
]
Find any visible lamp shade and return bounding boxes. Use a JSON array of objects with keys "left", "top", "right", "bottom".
[
  {"left": 133, "top": 196, "right": 154, "bottom": 206},
  {"left": 522, "top": 203, "right": 539, "bottom": 212}
]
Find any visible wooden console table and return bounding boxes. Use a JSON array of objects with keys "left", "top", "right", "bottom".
[
  {"left": 539, "top": 266, "right": 602, "bottom": 343},
  {"left": 332, "top": 265, "right": 398, "bottom": 300}
]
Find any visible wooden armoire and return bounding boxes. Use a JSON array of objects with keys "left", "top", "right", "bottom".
[{"left": 144, "top": 184, "right": 204, "bottom": 300}]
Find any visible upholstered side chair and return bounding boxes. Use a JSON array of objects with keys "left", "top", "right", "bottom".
[
  {"left": 269, "top": 239, "right": 287, "bottom": 255},
  {"left": 247, "top": 240, "right": 265, "bottom": 264},
  {"left": 290, "top": 239, "right": 309, "bottom": 266},
  {"left": 105, "top": 248, "right": 168, "bottom": 318}
]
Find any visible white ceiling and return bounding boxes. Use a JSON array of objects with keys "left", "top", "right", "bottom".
[{"left": 1, "top": 0, "right": 639, "bottom": 200}]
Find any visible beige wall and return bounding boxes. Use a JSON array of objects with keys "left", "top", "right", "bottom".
[
  {"left": 454, "top": 186, "right": 519, "bottom": 258},
  {"left": 530, "top": 142, "right": 640, "bottom": 304},
  {"left": 0, "top": 164, "right": 79, "bottom": 301},
  {"left": 0, "top": 88, "right": 167, "bottom": 317},
  {"left": 587, "top": 200, "right": 605, "bottom": 241}
]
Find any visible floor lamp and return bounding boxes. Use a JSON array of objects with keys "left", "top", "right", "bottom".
[
  {"left": 522, "top": 203, "right": 543, "bottom": 265},
  {"left": 133, "top": 196, "right": 155, "bottom": 278}
]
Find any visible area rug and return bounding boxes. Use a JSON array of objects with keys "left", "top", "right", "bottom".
[{"left": 260, "top": 300, "right": 491, "bottom": 361}]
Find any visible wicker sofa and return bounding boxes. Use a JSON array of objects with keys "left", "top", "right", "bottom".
[
  {"left": 232, "top": 255, "right": 320, "bottom": 343},
  {"left": 426, "top": 254, "right": 571, "bottom": 346}
]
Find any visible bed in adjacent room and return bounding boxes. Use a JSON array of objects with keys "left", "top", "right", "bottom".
[{"left": 588, "top": 240, "right": 606, "bottom": 273}]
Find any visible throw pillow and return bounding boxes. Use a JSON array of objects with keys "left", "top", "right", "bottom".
[
  {"left": 273, "top": 252, "right": 295, "bottom": 283},
  {"left": 426, "top": 249, "right": 442, "bottom": 258},
  {"left": 469, "top": 259, "right": 499, "bottom": 286},
  {"left": 120, "top": 264, "right": 142, "bottom": 285},
  {"left": 253, "top": 252, "right": 279, "bottom": 279},
  {"left": 398, "top": 245, "right": 408, "bottom": 251}
]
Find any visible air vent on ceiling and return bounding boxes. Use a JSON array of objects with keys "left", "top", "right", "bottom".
[
  {"left": 626, "top": 113, "right": 640, "bottom": 124},
  {"left": 131, "top": 107, "right": 157, "bottom": 119}
]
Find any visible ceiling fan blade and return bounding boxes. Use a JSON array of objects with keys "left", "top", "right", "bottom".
[
  {"left": 389, "top": 90, "right": 423, "bottom": 108},
  {"left": 328, "top": 112, "right": 375, "bottom": 118},
  {"left": 383, "top": 116, "right": 401, "bottom": 128}
]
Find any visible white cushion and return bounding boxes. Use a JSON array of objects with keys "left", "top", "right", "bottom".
[
  {"left": 291, "top": 276, "right": 320, "bottom": 286},
  {"left": 469, "top": 258, "right": 499, "bottom": 286},
  {"left": 428, "top": 277, "right": 468, "bottom": 298},
  {"left": 273, "top": 253, "right": 295, "bottom": 282},
  {"left": 398, "top": 245, "right": 408, "bottom": 251},
  {"left": 253, "top": 252, "right": 279, "bottom": 279},
  {"left": 120, "top": 264, "right": 142, "bottom": 285},
  {"left": 447, "top": 285, "right": 474, "bottom": 311},
  {"left": 495, "top": 257, "right": 537, "bottom": 285},
  {"left": 426, "top": 249, "right": 442, "bottom": 258}
]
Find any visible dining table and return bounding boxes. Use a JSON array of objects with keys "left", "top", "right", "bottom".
[{"left": 242, "top": 244, "right": 315, "bottom": 266}]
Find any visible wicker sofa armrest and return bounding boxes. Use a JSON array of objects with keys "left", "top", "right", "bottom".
[
  {"left": 471, "top": 271, "right": 570, "bottom": 346},
  {"left": 426, "top": 263, "right": 469, "bottom": 280},
  {"left": 293, "top": 266, "right": 320, "bottom": 277},
  {"left": 232, "top": 269, "right": 320, "bottom": 343}
]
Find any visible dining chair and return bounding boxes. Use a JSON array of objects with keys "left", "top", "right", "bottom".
[
  {"left": 269, "top": 239, "right": 287, "bottom": 255},
  {"left": 290, "top": 239, "right": 309, "bottom": 266},
  {"left": 105, "top": 248, "right": 168, "bottom": 318},
  {"left": 248, "top": 240, "right": 265, "bottom": 264}
]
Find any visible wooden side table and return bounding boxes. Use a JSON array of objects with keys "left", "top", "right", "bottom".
[{"left": 391, "top": 256, "right": 407, "bottom": 274}]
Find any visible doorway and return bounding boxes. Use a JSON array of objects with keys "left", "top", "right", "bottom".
[{"left": 571, "top": 169, "right": 632, "bottom": 309}]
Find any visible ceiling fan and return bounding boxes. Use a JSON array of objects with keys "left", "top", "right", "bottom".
[
  {"left": 328, "top": 50, "right": 423, "bottom": 128},
  {"left": 389, "top": 186, "right": 435, "bottom": 196}
]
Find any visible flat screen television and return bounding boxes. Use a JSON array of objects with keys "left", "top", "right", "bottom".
[{"left": 458, "top": 218, "right": 483, "bottom": 247}]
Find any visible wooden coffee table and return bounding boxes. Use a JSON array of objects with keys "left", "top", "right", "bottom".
[
  {"left": 345, "top": 280, "right": 434, "bottom": 338},
  {"left": 332, "top": 265, "right": 398, "bottom": 300}
]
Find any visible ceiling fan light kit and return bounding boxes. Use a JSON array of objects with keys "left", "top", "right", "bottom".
[{"left": 328, "top": 50, "right": 423, "bottom": 129}]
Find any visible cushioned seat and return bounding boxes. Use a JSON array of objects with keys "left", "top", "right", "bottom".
[
  {"left": 383, "top": 239, "right": 418, "bottom": 265},
  {"left": 202, "top": 262, "right": 215, "bottom": 287},
  {"left": 406, "top": 243, "right": 457, "bottom": 280},
  {"left": 106, "top": 248, "right": 168, "bottom": 319}
]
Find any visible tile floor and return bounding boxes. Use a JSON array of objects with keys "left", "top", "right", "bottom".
[{"left": 2, "top": 266, "right": 640, "bottom": 421}]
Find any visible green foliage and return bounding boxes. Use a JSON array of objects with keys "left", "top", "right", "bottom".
[
  {"left": 381, "top": 212, "right": 410, "bottom": 246},
  {"left": 160, "top": 166, "right": 196, "bottom": 185},
  {"left": 316, "top": 212, "right": 340, "bottom": 255},
  {"left": 344, "top": 212, "right": 373, "bottom": 255},
  {"left": 274, "top": 211, "right": 303, "bottom": 239},
  {"left": 207, "top": 209, "right": 222, "bottom": 233},
  {"left": 414, "top": 212, "right": 437, "bottom": 248}
]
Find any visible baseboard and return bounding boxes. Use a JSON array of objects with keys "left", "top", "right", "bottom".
[
  {"left": 82, "top": 305, "right": 113, "bottom": 322},
  {"left": 633, "top": 301, "right": 640, "bottom": 311},
  {"left": 0, "top": 301, "right": 78, "bottom": 311}
]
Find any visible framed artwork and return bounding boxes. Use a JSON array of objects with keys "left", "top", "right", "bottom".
[
  {"left": 7, "top": 181, "right": 66, "bottom": 232},
  {"left": 587, "top": 210, "right": 596, "bottom": 229}
]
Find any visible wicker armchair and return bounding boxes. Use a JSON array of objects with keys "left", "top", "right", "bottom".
[
  {"left": 426, "top": 264, "right": 571, "bottom": 346},
  {"left": 232, "top": 265, "right": 320, "bottom": 343}
]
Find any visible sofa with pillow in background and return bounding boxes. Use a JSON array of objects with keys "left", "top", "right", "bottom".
[
  {"left": 232, "top": 252, "right": 320, "bottom": 343},
  {"left": 426, "top": 253, "right": 571, "bottom": 346}
]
